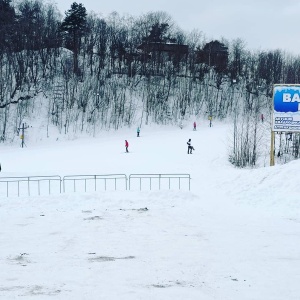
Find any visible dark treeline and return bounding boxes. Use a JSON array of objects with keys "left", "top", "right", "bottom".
[{"left": 1, "top": 0, "right": 300, "bottom": 166}]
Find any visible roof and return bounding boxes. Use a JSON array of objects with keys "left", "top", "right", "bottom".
[{"left": 137, "top": 42, "right": 188, "bottom": 54}]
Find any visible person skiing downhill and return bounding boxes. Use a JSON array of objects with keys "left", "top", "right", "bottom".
[
  {"left": 137, "top": 127, "right": 140, "bottom": 137},
  {"left": 187, "top": 139, "right": 195, "bottom": 154},
  {"left": 125, "top": 140, "right": 129, "bottom": 152},
  {"left": 193, "top": 121, "right": 196, "bottom": 131}
]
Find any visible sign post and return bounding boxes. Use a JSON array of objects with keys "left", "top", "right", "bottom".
[{"left": 270, "top": 131, "right": 275, "bottom": 166}]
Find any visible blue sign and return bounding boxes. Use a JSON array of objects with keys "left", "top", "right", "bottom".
[
  {"left": 273, "top": 85, "right": 300, "bottom": 132},
  {"left": 274, "top": 86, "right": 300, "bottom": 112}
]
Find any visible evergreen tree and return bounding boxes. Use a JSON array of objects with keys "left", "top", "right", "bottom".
[
  {"left": 60, "top": 2, "right": 87, "bottom": 74},
  {"left": 143, "top": 22, "right": 176, "bottom": 44},
  {"left": 0, "top": 0, "right": 16, "bottom": 52}
]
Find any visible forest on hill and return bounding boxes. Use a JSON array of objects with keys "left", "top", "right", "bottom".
[{"left": 1, "top": 0, "right": 299, "bottom": 167}]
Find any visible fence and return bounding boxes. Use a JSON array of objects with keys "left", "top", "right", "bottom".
[
  {"left": 0, "top": 175, "right": 62, "bottom": 197},
  {"left": 63, "top": 174, "right": 127, "bottom": 193},
  {"left": 0, "top": 173, "right": 191, "bottom": 197},
  {"left": 129, "top": 174, "right": 191, "bottom": 191}
]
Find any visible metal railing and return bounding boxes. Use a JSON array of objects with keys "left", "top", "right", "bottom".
[
  {"left": 0, "top": 173, "right": 191, "bottom": 197},
  {"left": 63, "top": 174, "right": 127, "bottom": 193},
  {"left": 0, "top": 175, "right": 62, "bottom": 197},
  {"left": 128, "top": 174, "right": 191, "bottom": 191}
]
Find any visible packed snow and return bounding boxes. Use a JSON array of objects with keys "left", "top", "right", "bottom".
[{"left": 0, "top": 121, "right": 300, "bottom": 299}]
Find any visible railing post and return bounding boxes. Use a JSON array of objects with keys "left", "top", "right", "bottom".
[
  {"left": 28, "top": 177, "right": 30, "bottom": 196},
  {"left": 159, "top": 174, "right": 161, "bottom": 190}
]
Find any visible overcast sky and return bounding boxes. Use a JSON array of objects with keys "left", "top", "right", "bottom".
[{"left": 54, "top": 0, "right": 300, "bottom": 55}]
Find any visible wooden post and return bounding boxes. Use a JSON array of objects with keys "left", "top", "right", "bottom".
[{"left": 270, "top": 131, "right": 275, "bottom": 166}]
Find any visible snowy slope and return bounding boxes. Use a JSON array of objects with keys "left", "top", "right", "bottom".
[{"left": 0, "top": 121, "right": 300, "bottom": 300}]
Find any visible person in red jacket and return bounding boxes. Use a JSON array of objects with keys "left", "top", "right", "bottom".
[{"left": 125, "top": 140, "right": 129, "bottom": 152}]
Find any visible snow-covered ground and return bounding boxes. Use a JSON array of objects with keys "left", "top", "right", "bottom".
[{"left": 0, "top": 121, "right": 300, "bottom": 299}]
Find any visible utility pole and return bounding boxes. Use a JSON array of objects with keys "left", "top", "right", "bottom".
[
  {"left": 208, "top": 115, "right": 212, "bottom": 127},
  {"left": 18, "top": 123, "right": 29, "bottom": 148}
]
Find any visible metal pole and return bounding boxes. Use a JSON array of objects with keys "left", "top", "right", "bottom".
[
  {"left": 22, "top": 123, "right": 24, "bottom": 148},
  {"left": 18, "top": 123, "right": 29, "bottom": 148}
]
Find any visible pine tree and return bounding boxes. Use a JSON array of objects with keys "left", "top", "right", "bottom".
[
  {"left": 0, "top": 0, "right": 16, "bottom": 52},
  {"left": 60, "top": 2, "right": 87, "bottom": 74}
]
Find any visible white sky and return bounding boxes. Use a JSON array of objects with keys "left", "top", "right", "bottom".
[{"left": 54, "top": 0, "right": 300, "bottom": 55}]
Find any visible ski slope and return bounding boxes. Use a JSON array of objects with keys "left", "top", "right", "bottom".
[{"left": 0, "top": 121, "right": 299, "bottom": 299}]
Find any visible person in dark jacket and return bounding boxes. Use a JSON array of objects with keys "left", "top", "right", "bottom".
[{"left": 187, "top": 139, "right": 195, "bottom": 154}]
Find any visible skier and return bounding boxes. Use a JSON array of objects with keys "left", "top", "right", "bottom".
[
  {"left": 261, "top": 114, "right": 264, "bottom": 123},
  {"left": 187, "top": 139, "right": 195, "bottom": 154},
  {"left": 193, "top": 121, "right": 196, "bottom": 131},
  {"left": 137, "top": 127, "right": 140, "bottom": 137},
  {"left": 125, "top": 140, "right": 129, "bottom": 153}
]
